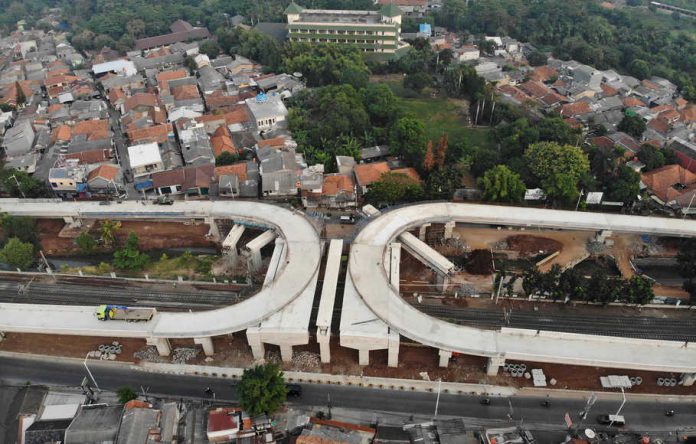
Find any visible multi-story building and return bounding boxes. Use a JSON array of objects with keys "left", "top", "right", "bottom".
[{"left": 285, "top": 2, "right": 407, "bottom": 54}]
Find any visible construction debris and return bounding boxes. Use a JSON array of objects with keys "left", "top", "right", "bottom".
[
  {"left": 133, "top": 346, "right": 166, "bottom": 362},
  {"left": 290, "top": 351, "right": 321, "bottom": 371},
  {"left": 171, "top": 347, "right": 200, "bottom": 364}
]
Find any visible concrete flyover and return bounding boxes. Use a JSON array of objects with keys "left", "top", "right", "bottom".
[
  {"left": 0, "top": 199, "right": 321, "bottom": 358},
  {"left": 348, "top": 202, "right": 696, "bottom": 375}
]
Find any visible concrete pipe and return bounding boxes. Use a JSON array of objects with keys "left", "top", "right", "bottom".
[
  {"left": 98, "top": 345, "right": 106, "bottom": 352},
  {"left": 635, "top": 377, "right": 642, "bottom": 385},
  {"left": 657, "top": 378, "right": 664, "bottom": 386}
]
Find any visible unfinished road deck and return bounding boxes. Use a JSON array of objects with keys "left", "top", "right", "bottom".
[{"left": 349, "top": 202, "right": 696, "bottom": 373}]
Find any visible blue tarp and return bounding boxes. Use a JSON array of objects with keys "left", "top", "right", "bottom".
[
  {"left": 76, "top": 183, "right": 88, "bottom": 192},
  {"left": 135, "top": 180, "right": 153, "bottom": 191}
]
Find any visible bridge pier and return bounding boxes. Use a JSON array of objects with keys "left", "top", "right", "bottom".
[
  {"left": 280, "top": 345, "right": 294, "bottom": 362},
  {"left": 418, "top": 223, "right": 431, "bottom": 241},
  {"left": 435, "top": 274, "right": 450, "bottom": 292},
  {"left": 388, "top": 330, "right": 399, "bottom": 368},
  {"left": 358, "top": 349, "right": 370, "bottom": 366},
  {"left": 438, "top": 350, "right": 452, "bottom": 367},
  {"left": 205, "top": 217, "right": 221, "bottom": 242},
  {"left": 146, "top": 337, "right": 171, "bottom": 356},
  {"left": 222, "top": 224, "right": 245, "bottom": 268},
  {"left": 244, "top": 231, "right": 277, "bottom": 273},
  {"left": 0, "top": 331, "right": 5, "bottom": 342},
  {"left": 487, "top": 355, "right": 506, "bottom": 376},
  {"left": 682, "top": 373, "right": 696, "bottom": 386},
  {"left": 246, "top": 327, "right": 265, "bottom": 361},
  {"left": 443, "top": 221, "right": 456, "bottom": 239},
  {"left": 194, "top": 337, "right": 215, "bottom": 356}
]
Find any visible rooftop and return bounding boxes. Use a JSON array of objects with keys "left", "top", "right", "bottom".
[
  {"left": 64, "top": 404, "right": 123, "bottom": 444},
  {"left": 128, "top": 142, "right": 162, "bottom": 168}
]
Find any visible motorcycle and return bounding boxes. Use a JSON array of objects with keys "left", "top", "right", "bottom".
[
  {"left": 480, "top": 398, "right": 491, "bottom": 405},
  {"left": 665, "top": 410, "right": 676, "bottom": 417}
]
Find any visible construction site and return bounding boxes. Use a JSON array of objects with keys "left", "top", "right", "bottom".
[{"left": 0, "top": 199, "right": 695, "bottom": 396}]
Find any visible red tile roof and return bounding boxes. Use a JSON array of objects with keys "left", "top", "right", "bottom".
[
  {"left": 623, "top": 97, "right": 644, "bottom": 108},
  {"left": 156, "top": 69, "right": 188, "bottom": 94},
  {"left": 322, "top": 174, "right": 354, "bottom": 196},
  {"left": 391, "top": 167, "right": 422, "bottom": 183},
  {"left": 681, "top": 105, "right": 696, "bottom": 123},
  {"left": 64, "top": 149, "right": 112, "bottom": 164},
  {"left": 600, "top": 83, "right": 618, "bottom": 97},
  {"left": 257, "top": 137, "right": 286, "bottom": 149},
  {"left": 73, "top": 119, "right": 110, "bottom": 140},
  {"left": 641, "top": 164, "right": 696, "bottom": 203},
  {"left": 87, "top": 164, "right": 120, "bottom": 182},
  {"left": 528, "top": 66, "right": 558, "bottom": 83},
  {"left": 559, "top": 101, "right": 591, "bottom": 117},
  {"left": 127, "top": 123, "right": 172, "bottom": 144},
  {"left": 648, "top": 117, "right": 671, "bottom": 135},
  {"left": 123, "top": 93, "right": 160, "bottom": 113},
  {"left": 589, "top": 136, "right": 615, "bottom": 151},
  {"left": 211, "top": 125, "right": 237, "bottom": 157},
  {"left": 215, "top": 162, "right": 248, "bottom": 182},
  {"left": 172, "top": 84, "right": 200, "bottom": 101},
  {"left": 354, "top": 161, "right": 390, "bottom": 187}
]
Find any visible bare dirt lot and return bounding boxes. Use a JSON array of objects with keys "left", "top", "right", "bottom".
[{"left": 38, "top": 218, "right": 217, "bottom": 255}]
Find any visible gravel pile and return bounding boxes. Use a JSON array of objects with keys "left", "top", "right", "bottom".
[
  {"left": 133, "top": 346, "right": 165, "bottom": 362},
  {"left": 291, "top": 351, "right": 321, "bottom": 371},
  {"left": 172, "top": 347, "right": 200, "bottom": 364},
  {"left": 586, "top": 241, "right": 607, "bottom": 254},
  {"left": 494, "top": 239, "right": 509, "bottom": 250}
]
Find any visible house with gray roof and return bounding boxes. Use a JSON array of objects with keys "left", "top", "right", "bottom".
[
  {"left": 64, "top": 404, "right": 123, "bottom": 444},
  {"left": 245, "top": 92, "right": 288, "bottom": 132},
  {"left": 179, "top": 124, "right": 214, "bottom": 166},
  {"left": 2, "top": 119, "right": 35, "bottom": 157},
  {"left": 198, "top": 65, "right": 226, "bottom": 95},
  {"left": 257, "top": 146, "right": 304, "bottom": 196}
]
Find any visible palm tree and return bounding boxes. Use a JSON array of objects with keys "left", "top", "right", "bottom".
[{"left": 100, "top": 220, "right": 121, "bottom": 249}]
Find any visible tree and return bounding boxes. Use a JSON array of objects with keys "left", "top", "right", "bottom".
[
  {"left": 389, "top": 117, "right": 427, "bottom": 165},
  {"left": 366, "top": 172, "right": 424, "bottom": 205},
  {"left": 200, "top": 40, "right": 221, "bottom": 59},
  {"left": 403, "top": 72, "right": 432, "bottom": 92},
  {"left": 113, "top": 232, "right": 149, "bottom": 271},
  {"left": 1, "top": 214, "right": 37, "bottom": 246},
  {"left": 0, "top": 168, "right": 48, "bottom": 197},
  {"left": 524, "top": 142, "right": 589, "bottom": 203},
  {"left": 283, "top": 42, "right": 370, "bottom": 87},
  {"left": 637, "top": 144, "right": 666, "bottom": 170},
  {"left": 75, "top": 232, "right": 97, "bottom": 255},
  {"left": 622, "top": 275, "right": 654, "bottom": 305},
  {"left": 126, "top": 19, "right": 145, "bottom": 37},
  {"left": 423, "top": 140, "right": 435, "bottom": 171},
  {"left": 215, "top": 151, "right": 240, "bottom": 166},
  {"left": 424, "top": 166, "right": 462, "bottom": 199},
  {"left": 605, "top": 165, "right": 640, "bottom": 203},
  {"left": 677, "top": 239, "right": 696, "bottom": 279},
  {"left": 0, "top": 237, "right": 34, "bottom": 269},
  {"left": 527, "top": 51, "right": 548, "bottom": 67},
  {"left": 617, "top": 114, "right": 646, "bottom": 139},
  {"left": 117, "top": 386, "right": 137, "bottom": 404},
  {"left": 479, "top": 165, "right": 526, "bottom": 203},
  {"left": 435, "top": 134, "right": 448, "bottom": 169},
  {"left": 628, "top": 59, "right": 651, "bottom": 80},
  {"left": 100, "top": 220, "right": 121, "bottom": 249},
  {"left": 362, "top": 83, "right": 398, "bottom": 127},
  {"left": 14, "top": 81, "right": 25, "bottom": 106},
  {"left": 237, "top": 364, "right": 287, "bottom": 416}
]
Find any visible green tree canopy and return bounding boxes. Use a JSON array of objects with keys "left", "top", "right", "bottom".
[
  {"left": 524, "top": 142, "right": 589, "bottom": 203},
  {"left": 215, "top": 151, "right": 240, "bottom": 166},
  {"left": 637, "top": 144, "right": 666, "bottom": 171},
  {"left": 622, "top": 275, "right": 654, "bottom": 305},
  {"left": 366, "top": 172, "right": 424, "bottom": 205},
  {"left": 0, "top": 168, "right": 48, "bottom": 198},
  {"left": 403, "top": 72, "right": 432, "bottom": 93},
  {"left": 389, "top": 117, "right": 427, "bottom": 165},
  {"left": 283, "top": 42, "right": 370, "bottom": 88},
  {"left": 117, "top": 386, "right": 137, "bottom": 404},
  {"left": 361, "top": 83, "right": 399, "bottom": 127},
  {"left": 1, "top": 214, "right": 38, "bottom": 246},
  {"left": 604, "top": 165, "right": 640, "bottom": 203},
  {"left": 527, "top": 51, "right": 548, "bottom": 67},
  {"left": 617, "top": 114, "right": 647, "bottom": 139},
  {"left": 113, "top": 232, "right": 149, "bottom": 271},
  {"left": 199, "top": 40, "right": 221, "bottom": 59},
  {"left": 479, "top": 165, "right": 526, "bottom": 203},
  {"left": 238, "top": 364, "right": 287, "bottom": 416},
  {"left": 0, "top": 237, "right": 34, "bottom": 269},
  {"left": 75, "top": 232, "right": 97, "bottom": 255}
]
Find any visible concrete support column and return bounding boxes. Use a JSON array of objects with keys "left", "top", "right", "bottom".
[
  {"left": 146, "top": 337, "right": 171, "bottom": 357},
  {"left": 486, "top": 355, "right": 506, "bottom": 376},
  {"left": 194, "top": 337, "right": 215, "bottom": 356},
  {"left": 418, "top": 223, "right": 431, "bottom": 241},
  {"left": 443, "top": 221, "right": 456, "bottom": 239},
  {"left": 358, "top": 349, "right": 370, "bottom": 366},
  {"left": 206, "top": 217, "right": 221, "bottom": 242},
  {"left": 246, "top": 249, "right": 263, "bottom": 273},
  {"left": 246, "top": 328, "right": 265, "bottom": 361},
  {"left": 438, "top": 350, "right": 452, "bottom": 368},
  {"left": 280, "top": 345, "right": 294, "bottom": 363},
  {"left": 387, "top": 330, "right": 400, "bottom": 368},
  {"left": 63, "top": 216, "right": 82, "bottom": 228},
  {"left": 317, "top": 328, "right": 331, "bottom": 364},
  {"left": 435, "top": 273, "right": 450, "bottom": 293}
]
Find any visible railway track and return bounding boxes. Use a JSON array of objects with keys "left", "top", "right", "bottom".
[
  {"left": 416, "top": 304, "right": 696, "bottom": 342},
  {"left": 0, "top": 281, "right": 243, "bottom": 310}
]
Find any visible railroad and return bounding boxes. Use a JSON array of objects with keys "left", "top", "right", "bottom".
[
  {"left": 416, "top": 304, "right": 696, "bottom": 342},
  {"left": 0, "top": 280, "right": 244, "bottom": 310}
]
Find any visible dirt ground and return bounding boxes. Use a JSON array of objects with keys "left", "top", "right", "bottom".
[
  {"left": 3, "top": 332, "right": 694, "bottom": 395},
  {"left": 37, "top": 218, "right": 217, "bottom": 255}
]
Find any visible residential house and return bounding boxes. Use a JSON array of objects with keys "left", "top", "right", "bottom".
[
  {"left": 178, "top": 122, "right": 215, "bottom": 165},
  {"left": 670, "top": 137, "right": 696, "bottom": 173},
  {"left": 336, "top": 155, "right": 356, "bottom": 174},
  {"left": 86, "top": 164, "right": 122, "bottom": 195},
  {"left": 3, "top": 118, "right": 35, "bottom": 158},
  {"left": 48, "top": 159, "right": 87, "bottom": 196},
  {"left": 297, "top": 418, "right": 375, "bottom": 444},
  {"left": 456, "top": 45, "right": 480, "bottom": 62},
  {"left": 377, "top": 0, "right": 427, "bottom": 15},
  {"left": 302, "top": 173, "right": 357, "bottom": 208},
  {"left": 211, "top": 125, "right": 238, "bottom": 157},
  {"left": 151, "top": 163, "right": 215, "bottom": 196},
  {"left": 354, "top": 161, "right": 390, "bottom": 194},
  {"left": 127, "top": 123, "right": 174, "bottom": 145},
  {"left": 198, "top": 65, "right": 226, "bottom": 95},
  {"left": 216, "top": 161, "right": 259, "bottom": 197},
  {"left": 257, "top": 146, "right": 304, "bottom": 196},
  {"left": 64, "top": 404, "right": 123, "bottom": 444},
  {"left": 641, "top": 164, "right": 696, "bottom": 212},
  {"left": 128, "top": 142, "right": 164, "bottom": 177},
  {"left": 359, "top": 145, "right": 390, "bottom": 163},
  {"left": 245, "top": 92, "right": 288, "bottom": 132},
  {"left": 135, "top": 20, "right": 211, "bottom": 51}
]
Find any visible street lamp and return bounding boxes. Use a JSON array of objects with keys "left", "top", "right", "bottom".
[
  {"left": 83, "top": 352, "right": 101, "bottom": 392},
  {"left": 433, "top": 378, "right": 442, "bottom": 418},
  {"left": 608, "top": 387, "right": 626, "bottom": 427}
]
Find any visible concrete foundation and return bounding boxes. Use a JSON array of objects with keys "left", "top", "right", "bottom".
[
  {"left": 358, "top": 349, "right": 370, "bottom": 366},
  {"left": 439, "top": 350, "right": 452, "bottom": 368},
  {"left": 318, "top": 332, "right": 331, "bottom": 364},
  {"left": 388, "top": 330, "right": 399, "bottom": 368},
  {"left": 444, "top": 221, "right": 456, "bottom": 239},
  {"left": 194, "top": 337, "right": 215, "bottom": 356},
  {"left": 418, "top": 223, "right": 431, "bottom": 241},
  {"left": 435, "top": 273, "right": 450, "bottom": 292},
  {"left": 244, "top": 230, "right": 277, "bottom": 273},
  {"left": 486, "top": 355, "right": 506, "bottom": 376},
  {"left": 222, "top": 224, "right": 245, "bottom": 267},
  {"left": 280, "top": 345, "right": 294, "bottom": 362},
  {"left": 146, "top": 337, "right": 171, "bottom": 356},
  {"left": 246, "top": 327, "right": 265, "bottom": 361},
  {"left": 205, "top": 217, "right": 221, "bottom": 241}
]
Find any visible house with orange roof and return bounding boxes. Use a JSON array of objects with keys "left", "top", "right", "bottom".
[
  {"left": 210, "top": 125, "right": 237, "bottom": 157},
  {"left": 52, "top": 124, "right": 71, "bottom": 145},
  {"left": 216, "top": 161, "right": 260, "bottom": 198},
  {"left": 558, "top": 101, "right": 592, "bottom": 118},
  {"left": 354, "top": 161, "right": 390, "bottom": 194},
  {"left": 681, "top": 105, "right": 696, "bottom": 130},
  {"left": 641, "top": 164, "right": 696, "bottom": 212},
  {"left": 156, "top": 69, "right": 188, "bottom": 95},
  {"left": 391, "top": 167, "right": 422, "bottom": 183},
  {"left": 73, "top": 119, "right": 110, "bottom": 141},
  {"left": 302, "top": 173, "right": 357, "bottom": 208},
  {"left": 528, "top": 66, "right": 558, "bottom": 83},
  {"left": 87, "top": 164, "right": 123, "bottom": 194},
  {"left": 127, "top": 123, "right": 173, "bottom": 145},
  {"left": 623, "top": 97, "right": 645, "bottom": 108}
]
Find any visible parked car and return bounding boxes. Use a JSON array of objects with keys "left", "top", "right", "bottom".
[
  {"left": 286, "top": 384, "right": 302, "bottom": 397},
  {"left": 596, "top": 414, "right": 625, "bottom": 426}
]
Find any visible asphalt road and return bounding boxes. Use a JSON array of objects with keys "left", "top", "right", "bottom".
[{"left": 1, "top": 354, "right": 695, "bottom": 437}]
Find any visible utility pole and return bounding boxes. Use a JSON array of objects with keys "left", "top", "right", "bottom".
[
  {"left": 575, "top": 189, "right": 584, "bottom": 211},
  {"left": 608, "top": 387, "right": 626, "bottom": 427},
  {"left": 433, "top": 378, "right": 442, "bottom": 418},
  {"left": 8, "top": 174, "right": 25, "bottom": 198},
  {"left": 83, "top": 353, "right": 101, "bottom": 392}
]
